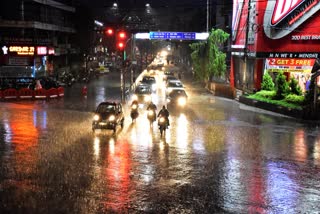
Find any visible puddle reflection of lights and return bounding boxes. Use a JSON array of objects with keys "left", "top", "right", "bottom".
[
  {"left": 93, "top": 137, "right": 100, "bottom": 158},
  {"left": 177, "top": 113, "right": 188, "bottom": 149},
  {"left": 4, "top": 121, "right": 12, "bottom": 143},
  {"left": 314, "top": 140, "right": 319, "bottom": 160},
  {"left": 159, "top": 140, "right": 165, "bottom": 151},
  {"left": 109, "top": 138, "right": 115, "bottom": 154}
]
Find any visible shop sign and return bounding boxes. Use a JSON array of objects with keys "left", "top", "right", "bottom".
[
  {"left": 9, "top": 46, "right": 35, "bottom": 55},
  {"left": 37, "top": 46, "right": 47, "bottom": 55},
  {"left": 265, "top": 58, "right": 316, "bottom": 73},
  {"left": 232, "top": 0, "right": 320, "bottom": 53},
  {"left": 48, "top": 47, "right": 55, "bottom": 55}
]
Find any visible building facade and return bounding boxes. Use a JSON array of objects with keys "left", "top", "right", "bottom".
[
  {"left": 0, "top": 0, "right": 78, "bottom": 78},
  {"left": 231, "top": 0, "right": 320, "bottom": 94}
]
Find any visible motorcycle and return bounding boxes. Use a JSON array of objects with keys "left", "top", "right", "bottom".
[
  {"left": 130, "top": 104, "right": 139, "bottom": 122},
  {"left": 147, "top": 109, "right": 156, "bottom": 126},
  {"left": 158, "top": 116, "right": 168, "bottom": 137}
]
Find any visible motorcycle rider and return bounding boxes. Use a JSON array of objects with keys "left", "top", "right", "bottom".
[
  {"left": 157, "top": 105, "right": 170, "bottom": 126},
  {"left": 147, "top": 101, "right": 157, "bottom": 122},
  {"left": 147, "top": 101, "right": 157, "bottom": 111}
]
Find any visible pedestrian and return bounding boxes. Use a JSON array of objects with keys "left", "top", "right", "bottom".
[{"left": 82, "top": 85, "right": 88, "bottom": 96}]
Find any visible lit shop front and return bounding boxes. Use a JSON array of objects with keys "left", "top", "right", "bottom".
[
  {"left": 0, "top": 45, "right": 54, "bottom": 77},
  {"left": 231, "top": 0, "right": 320, "bottom": 93},
  {"left": 265, "top": 58, "right": 316, "bottom": 92}
]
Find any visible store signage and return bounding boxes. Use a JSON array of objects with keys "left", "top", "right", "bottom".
[
  {"left": 2, "top": 46, "right": 8, "bottom": 54},
  {"left": 265, "top": 58, "right": 316, "bottom": 73},
  {"left": 37, "top": 46, "right": 47, "bottom": 55},
  {"left": 232, "top": 0, "right": 320, "bottom": 53},
  {"left": 48, "top": 47, "right": 55, "bottom": 55},
  {"left": 9, "top": 46, "right": 35, "bottom": 55}
]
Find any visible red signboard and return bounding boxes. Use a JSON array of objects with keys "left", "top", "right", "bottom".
[
  {"left": 37, "top": 46, "right": 47, "bottom": 55},
  {"left": 232, "top": 0, "right": 320, "bottom": 55}
]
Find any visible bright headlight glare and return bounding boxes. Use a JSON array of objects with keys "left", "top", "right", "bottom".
[
  {"left": 109, "top": 115, "right": 115, "bottom": 121},
  {"left": 166, "top": 98, "right": 170, "bottom": 103},
  {"left": 159, "top": 117, "right": 165, "bottom": 123},
  {"left": 94, "top": 115, "right": 100, "bottom": 121},
  {"left": 178, "top": 97, "right": 186, "bottom": 106},
  {"left": 152, "top": 84, "right": 156, "bottom": 90},
  {"left": 148, "top": 110, "right": 154, "bottom": 116},
  {"left": 167, "top": 88, "right": 173, "bottom": 93},
  {"left": 132, "top": 104, "right": 137, "bottom": 109},
  {"left": 132, "top": 94, "right": 138, "bottom": 100},
  {"left": 145, "top": 95, "right": 151, "bottom": 102}
]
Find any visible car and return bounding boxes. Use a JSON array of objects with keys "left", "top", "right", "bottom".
[
  {"left": 165, "top": 75, "right": 178, "bottom": 84},
  {"left": 166, "top": 89, "right": 188, "bottom": 107},
  {"left": 132, "top": 84, "right": 152, "bottom": 103},
  {"left": 141, "top": 76, "right": 157, "bottom": 91},
  {"left": 92, "top": 101, "right": 124, "bottom": 132},
  {"left": 166, "top": 79, "right": 184, "bottom": 93},
  {"left": 163, "top": 71, "right": 174, "bottom": 81}
]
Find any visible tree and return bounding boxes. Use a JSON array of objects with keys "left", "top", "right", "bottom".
[
  {"left": 261, "top": 72, "right": 275, "bottom": 91},
  {"left": 207, "top": 29, "right": 229, "bottom": 79},
  {"left": 289, "top": 77, "right": 302, "bottom": 95},
  {"left": 189, "top": 41, "right": 208, "bottom": 80},
  {"left": 275, "top": 71, "right": 290, "bottom": 99},
  {"left": 189, "top": 28, "right": 229, "bottom": 81}
]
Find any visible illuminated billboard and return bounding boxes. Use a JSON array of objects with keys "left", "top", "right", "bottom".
[{"left": 232, "top": 0, "right": 320, "bottom": 56}]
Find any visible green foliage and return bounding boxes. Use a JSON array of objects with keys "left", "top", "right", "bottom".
[
  {"left": 261, "top": 72, "right": 275, "bottom": 91},
  {"left": 284, "top": 94, "right": 305, "bottom": 104},
  {"left": 255, "top": 90, "right": 276, "bottom": 99},
  {"left": 289, "top": 77, "right": 302, "bottom": 95},
  {"left": 247, "top": 94, "right": 302, "bottom": 110},
  {"left": 190, "top": 28, "right": 229, "bottom": 81},
  {"left": 189, "top": 42, "right": 208, "bottom": 81},
  {"left": 275, "top": 72, "right": 290, "bottom": 99},
  {"left": 208, "top": 29, "right": 229, "bottom": 78}
]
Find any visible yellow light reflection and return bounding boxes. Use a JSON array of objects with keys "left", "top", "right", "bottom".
[
  {"left": 314, "top": 139, "right": 320, "bottom": 162},
  {"left": 93, "top": 137, "right": 100, "bottom": 158},
  {"left": 294, "top": 129, "right": 307, "bottom": 161},
  {"left": 176, "top": 113, "right": 188, "bottom": 150},
  {"left": 109, "top": 137, "right": 115, "bottom": 154}
]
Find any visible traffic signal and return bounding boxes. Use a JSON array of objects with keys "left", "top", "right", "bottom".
[
  {"left": 105, "top": 28, "right": 114, "bottom": 36},
  {"left": 116, "top": 31, "right": 127, "bottom": 51}
]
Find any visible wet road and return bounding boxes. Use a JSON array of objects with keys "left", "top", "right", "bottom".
[{"left": 0, "top": 68, "right": 320, "bottom": 213}]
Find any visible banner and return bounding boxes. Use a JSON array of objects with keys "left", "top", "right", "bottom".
[{"left": 265, "top": 58, "right": 316, "bottom": 73}]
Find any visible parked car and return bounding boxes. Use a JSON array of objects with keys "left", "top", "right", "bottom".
[{"left": 92, "top": 101, "right": 125, "bottom": 132}]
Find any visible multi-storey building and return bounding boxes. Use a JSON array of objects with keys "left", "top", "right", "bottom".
[{"left": 0, "top": 0, "right": 78, "bottom": 78}]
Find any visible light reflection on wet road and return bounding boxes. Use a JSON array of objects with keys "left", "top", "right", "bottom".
[{"left": 0, "top": 70, "right": 320, "bottom": 213}]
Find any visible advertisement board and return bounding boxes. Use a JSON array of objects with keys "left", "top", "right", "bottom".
[
  {"left": 265, "top": 58, "right": 316, "bottom": 73},
  {"left": 232, "top": 0, "right": 320, "bottom": 55}
]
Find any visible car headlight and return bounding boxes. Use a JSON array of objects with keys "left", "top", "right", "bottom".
[
  {"left": 109, "top": 115, "right": 115, "bottom": 121},
  {"left": 93, "top": 114, "right": 100, "bottom": 121},
  {"left": 152, "top": 84, "right": 157, "bottom": 90},
  {"left": 178, "top": 97, "right": 187, "bottom": 106},
  {"left": 144, "top": 95, "right": 151, "bottom": 102},
  {"left": 132, "top": 94, "right": 138, "bottom": 101}
]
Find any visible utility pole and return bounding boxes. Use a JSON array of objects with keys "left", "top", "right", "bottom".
[{"left": 206, "top": 0, "right": 209, "bottom": 32}]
